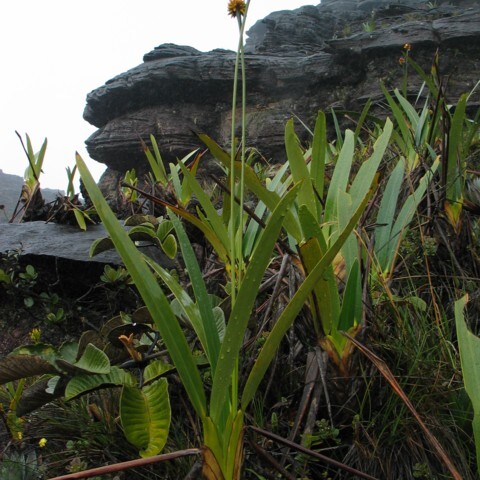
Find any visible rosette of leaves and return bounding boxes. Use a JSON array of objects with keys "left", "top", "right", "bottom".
[
  {"left": 0, "top": 307, "right": 174, "bottom": 457},
  {"left": 90, "top": 214, "right": 178, "bottom": 260}
]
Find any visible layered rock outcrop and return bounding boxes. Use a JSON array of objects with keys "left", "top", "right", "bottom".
[{"left": 83, "top": 0, "right": 480, "bottom": 183}]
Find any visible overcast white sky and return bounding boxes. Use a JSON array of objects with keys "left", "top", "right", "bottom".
[{"left": 0, "top": 1, "right": 312, "bottom": 190}]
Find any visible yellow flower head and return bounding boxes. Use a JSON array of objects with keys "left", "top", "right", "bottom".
[
  {"left": 29, "top": 328, "right": 41, "bottom": 344},
  {"left": 228, "top": 0, "right": 246, "bottom": 18},
  {"left": 403, "top": 43, "right": 412, "bottom": 51},
  {"left": 39, "top": 438, "right": 47, "bottom": 448}
]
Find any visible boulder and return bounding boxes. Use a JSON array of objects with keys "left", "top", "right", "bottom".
[{"left": 82, "top": 0, "right": 480, "bottom": 186}]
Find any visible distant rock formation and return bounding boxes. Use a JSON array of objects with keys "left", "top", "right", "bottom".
[{"left": 83, "top": 0, "right": 480, "bottom": 187}]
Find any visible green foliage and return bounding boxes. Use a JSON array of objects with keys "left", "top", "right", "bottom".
[
  {"left": 100, "top": 265, "right": 132, "bottom": 286},
  {"left": 122, "top": 168, "right": 139, "bottom": 203},
  {"left": 142, "top": 134, "right": 168, "bottom": 186},
  {"left": 0, "top": 304, "right": 176, "bottom": 458},
  {"left": 19, "top": 133, "right": 47, "bottom": 200},
  {"left": 2, "top": 10, "right": 479, "bottom": 479},
  {"left": 0, "top": 450, "right": 44, "bottom": 480},
  {"left": 91, "top": 215, "right": 178, "bottom": 261},
  {"left": 120, "top": 378, "right": 171, "bottom": 458},
  {"left": 455, "top": 295, "right": 480, "bottom": 474}
]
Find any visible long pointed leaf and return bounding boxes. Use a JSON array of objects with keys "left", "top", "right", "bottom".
[
  {"left": 349, "top": 119, "right": 392, "bottom": 211},
  {"left": 210, "top": 184, "right": 301, "bottom": 422},
  {"left": 76, "top": 153, "right": 207, "bottom": 419},
  {"left": 178, "top": 161, "right": 230, "bottom": 255},
  {"left": 242, "top": 180, "right": 376, "bottom": 410},
  {"left": 455, "top": 294, "right": 480, "bottom": 474},
  {"left": 285, "top": 119, "right": 317, "bottom": 217},
  {"left": 311, "top": 111, "right": 327, "bottom": 215},
  {"left": 198, "top": 133, "right": 302, "bottom": 240}
]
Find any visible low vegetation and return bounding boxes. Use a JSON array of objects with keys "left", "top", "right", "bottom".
[{"left": 1, "top": 2, "right": 480, "bottom": 479}]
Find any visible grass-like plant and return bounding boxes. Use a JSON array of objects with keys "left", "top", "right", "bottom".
[{"left": 73, "top": 2, "right": 380, "bottom": 477}]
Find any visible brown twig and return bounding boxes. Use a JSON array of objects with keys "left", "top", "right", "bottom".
[
  {"left": 48, "top": 448, "right": 201, "bottom": 480},
  {"left": 249, "top": 425, "right": 379, "bottom": 480},
  {"left": 248, "top": 438, "right": 296, "bottom": 480}
]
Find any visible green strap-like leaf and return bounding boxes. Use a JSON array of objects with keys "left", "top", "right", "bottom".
[
  {"left": 382, "top": 159, "right": 439, "bottom": 275},
  {"left": 210, "top": 184, "right": 300, "bottom": 422},
  {"left": 77, "top": 153, "right": 207, "bottom": 419},
  {"left": 324, "top": 130, "right": 355, "bottom": 232},
  {"left": 311, "top": 110, "right": 327, "bottom": 215},
  {"left": 242, "top": 180, "right": 375, "bottom": 410},
  {"left": 120, "top": 379, "right": 171, "bottom": 457},
  {"left": 349, "top": 118, "right": 392, "bottom": 211},
  {"left": 445, "top": 93, "right": 468, "bottom": 228},
  {"left": 177, "top": 161, "right": 230, "bottom": 256},
  {"left": 336, "top": 259, "right": 362, "bottom": 336},
  {"left": 170, "top": 213, "right": 221, "bottom": 373},
  {"left": 455, "top": 294, "right": 480, "bottom": 474},
  {"left": 374, "top": 158, "right": 405, "bottom": 271},
  {"left": 285, "top": 118, "right": 317, "bottom": 218},
  {"left": 198, "top": 133, "right": 302, "bottom": 241}
]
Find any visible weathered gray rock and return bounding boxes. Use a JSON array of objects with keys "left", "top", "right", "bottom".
[
  {"left": 83, "top": 0, "right": 480, "bottom": 184},
  {"left": 0, "top": 221, "right": 174, "bottom": 268},
  {"left": 0, "top": 222, "right": 122, "bottom": 263}
]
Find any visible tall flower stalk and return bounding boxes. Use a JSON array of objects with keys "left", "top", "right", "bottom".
[
  {"left": 228, "top": 0, "right": 249, "bottom": 300},
  {"left": 227, "top": 0, "right": 249, "bottom": 439}
]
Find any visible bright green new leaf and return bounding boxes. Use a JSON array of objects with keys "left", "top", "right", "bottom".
[
  {"left": 120, "top": 379, "right": 171, "bottom": 457},
  {"left": 143, "top": 360, "right": 175, "bottom": 385},
  {"left": 161, "top": 234, "right": 178, "bottom": 259},
  {"left": 73, "top": 209, "right": 87, "bottom": 231},
  {"left": 455, "top": 294, "right": 480, "bottom": 473},
  {"left": 210, "top": 184, "right": 301, "bottom": 422},
  {"left": 324, "top": 129, "right": 355, "bottom": 232},
  {"left": 285, "top": 118, "right": 317, "bottom": 218},
  {"left": 242, "top": 179, "right": 375, "bottom": 410}
]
